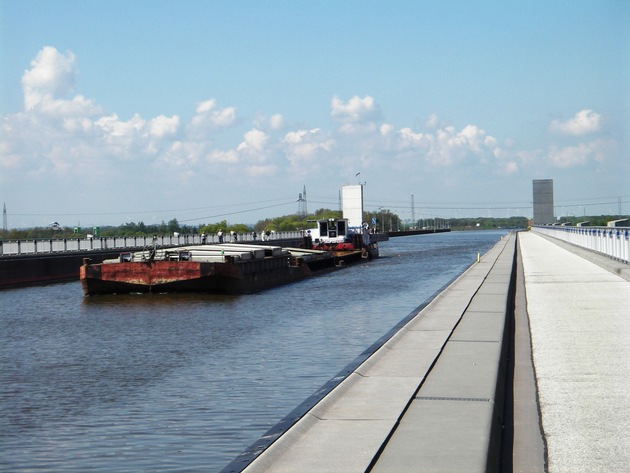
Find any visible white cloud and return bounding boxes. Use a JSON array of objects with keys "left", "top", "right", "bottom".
[
  {"left": 425, "top": 124, "right": 501, "bottom": 166},
  {"left": 547, "top": 139, "right": 610, "bottom": 168},
  {"left": 237, "top": 129, "right": 269, "bottom": 154},
  {"left": 337, "top": 121, "right": 380, "bottom": 135},
  {"left": 5, "top": 46, "right": 623, "bottom": 227},
  {"left": 22, "top": 46, "right": 77, "bottom": 110},
  {"left": 282, "top": 128, "right": 334, "bottom": 173},
  {"left": 380, "top": 123, "right": 394, "bottom": 136},
  {"left": 425, "top": 113, "right": 441, "bottom": 129},
  {"left": 501, "top": 161, "right": 519, "bottom": 175},
  {"left": 37, "top": 94, "right": 101, "bottom": 118},
  {"left": 548, "top": 144, "right": 590, "bottom": 167},
  {"left": 254, "top": 113, "right": 285, "bottom": 131},
  {"left": 189, "top": 99, "right": 237, "bottom": 137},
  {"left": 96, "top": 113, "right": 145, "bottom": 137},
  {"left": 245, "top": 164, "right": 277, "bottom": 177},
  {"left": 237, "top": 129, "right": 274, "bottom": 171},
  {"left": 330, "top": 95, "right": 382, "bottom": 124},
  {"left": 205, "top": 148, "right": 238, "bottom": 164},
  {"left": 396, "top": 127, "right": 431, "bottom": 154},
  {"left": 269, "top": 114, "right": 284, "bottom": 131},
  {"left": 383, "top": 123, "right": 507, "bottom": 171},
  {"left": 149, "top": 115, "right": 180, "bottom": 137},
  {"left": 196, "top": 99, "right": 216, "bottom": 114},
  {"left": 550, "top": 109, "right": 601, "bottom": 136},
  {"left": 158, "top": 141, "right": 205, "bottom": 168}
]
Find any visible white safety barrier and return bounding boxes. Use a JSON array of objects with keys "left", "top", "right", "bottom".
[
  {"left": 532, "top": 225, "right": 629, "bottom": 264},
  {"left": 0, "top": 231, "right": 303, "bottom": 256}
]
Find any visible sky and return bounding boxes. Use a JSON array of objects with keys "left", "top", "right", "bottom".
[{"left": 1, "top": 0, "right": 629, "bottom": 228}]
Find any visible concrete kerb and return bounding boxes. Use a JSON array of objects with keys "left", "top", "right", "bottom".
[
  {"left": 371, "top": 233, "right": 517, "bottom": 473},
  {"left": 224, "top": 233, "right": 518, "bottom": 473}
]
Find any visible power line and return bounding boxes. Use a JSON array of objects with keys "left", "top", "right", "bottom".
[
  {"left": 178, "top": 200, "right": 297, "bottom": 223},
  {"left": 411, "top": 194, "right": 415, "bottom": 224},
  {"left": 8, "top": 197, "right": 297, "bottom": 218}
]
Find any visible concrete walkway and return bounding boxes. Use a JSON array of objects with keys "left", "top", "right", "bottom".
[
  {"left": 225, "top": 231, "right": 630, "bottom": 473},
  {"left": 236, "top": 234, "right": 517, "bottom": 473},
  {"left": 519, "top": 231, "right": 630, "bottom": 473}
]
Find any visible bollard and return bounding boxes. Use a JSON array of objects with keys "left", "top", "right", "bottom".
[{"left": 477, "top": 252, "right": 480, "bottom": 263}]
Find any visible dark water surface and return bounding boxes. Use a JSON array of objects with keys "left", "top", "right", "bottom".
[{"left": 1, "top": 231, "right": 507, "bottom": 472}]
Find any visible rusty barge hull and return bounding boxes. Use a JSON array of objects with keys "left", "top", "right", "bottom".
[
  {"left": 79, "top": 249, "right": 371, "bottom": 296},
  {"left": 80, "top": 254, "right": 312, "bottom": 296}
]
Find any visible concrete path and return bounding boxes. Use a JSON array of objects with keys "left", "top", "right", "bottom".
[
  {"left": 237, "top": 234, "right": 517, "bottom": 473},
  {"left": 519, "top": 231, "right": 630, "bottom": 473},
  {"left": 226, "top": 232, "right": 630, "bottom": 473}
]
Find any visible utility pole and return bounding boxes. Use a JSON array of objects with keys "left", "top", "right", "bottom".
[
  {"left": 411, "top": 194, "right": 415, "bottom": 229},
  {"left": 297, "top": 185, "right": 308, "bottom": 218},
  {"left": 2, "top": 203, "right": 7, "bottom": 234}
]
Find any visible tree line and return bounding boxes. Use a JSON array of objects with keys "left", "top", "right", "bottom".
[{"left": 3, "top": 212, "right": 625, "bottom": 240}]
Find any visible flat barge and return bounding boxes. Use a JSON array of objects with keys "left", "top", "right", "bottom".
[{"left": 80, "top": 219, "right": 379, "bottom": 296}]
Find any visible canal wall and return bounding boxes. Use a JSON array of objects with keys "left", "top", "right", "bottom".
[
  {"left": 388, "top": 228, "right": 450, "bottom": 237},
  {"left": 0, "top": 250, "right": 122, "bottom": 288},
  {"left": 223, "top": 233, "right": 517, "bottom": 473},
  {"left": 0, "top": 237, "right": 312, "bottom": 289}
]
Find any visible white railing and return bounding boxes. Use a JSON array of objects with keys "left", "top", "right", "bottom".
[
  {"left": 0, "top": 231, "right": 303, "bottom": 256},
  {"left": 532, "top": 225, "right": 629, "bottom": 264}
]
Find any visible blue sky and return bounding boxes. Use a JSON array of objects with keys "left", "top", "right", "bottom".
[{"left": 1, "top": 0, "right": 628, "bottom": 228}]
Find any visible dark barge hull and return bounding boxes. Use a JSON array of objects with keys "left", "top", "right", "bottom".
[{"left": 80, "top": 250, "right": 369, "bottom": 296}]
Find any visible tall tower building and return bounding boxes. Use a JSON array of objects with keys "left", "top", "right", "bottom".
[
  {"left": 532, "top": 179, "right": 554, "bottom": 225},
  {"left": 341, "top": 184, "right": 364, "bottom": 228}
]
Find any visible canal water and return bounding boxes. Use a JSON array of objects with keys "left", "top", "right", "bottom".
[{"left": 1, "top": 230, "right": 507, "bottom": 472}]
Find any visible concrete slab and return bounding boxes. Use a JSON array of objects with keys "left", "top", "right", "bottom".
[
  {"left": 482, "top": 272, "right": 515, "bottom": 284},
  {"left": 424, "top": 290, "right": 473, "bottom": 312},
  {"left": 416, "top": 341, "right": 502, "bottom": 401},
  {"left": 384, "top": 328, "right": 452, "bottom": 351},
  {"left": 473, "top": 280, "right": 512, "bottom": 295},
  {"left": 356, "top": 345, "right": 440, "bottom": 378},
  {"left": 405, "top": 311, "right": 462, "bottom": 331},
  {"left": 370, "top": 399, "right": 497, "bottom": 473},
  {"left": 445, "top": 275, "right": 486, "bottom": 293},
  {"left": 450, "top": 311, "right": 506, "bottom": 342},
  {"left": 243, "top": 415, "right": 393, "bottom": 473},
  {"left": 310, "top": 373, "right": 418, "bottom": 420},
  {"left": 466, "top": 292, "right": 509, "bottom": 313},
  {"left": 404, "top": 293, "right": 470, "bottom": 331}
]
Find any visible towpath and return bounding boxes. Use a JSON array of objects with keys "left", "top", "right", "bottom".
[{"left": 223, "top": 230, "right": 630, "bottom": 473}]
